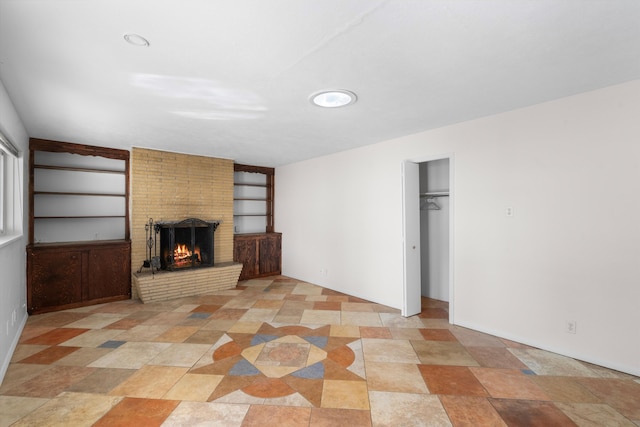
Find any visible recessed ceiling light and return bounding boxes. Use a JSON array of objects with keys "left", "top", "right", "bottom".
[
  {"left": 124, "top": 33, "right": 150, "bottom": 47},
  {"left": 310, "top": 90, "right": 357, "bottom": 108}
]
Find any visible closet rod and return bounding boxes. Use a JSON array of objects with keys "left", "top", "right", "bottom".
[{"left": 420, "top": 192, "right": 449, "bottom": 197}]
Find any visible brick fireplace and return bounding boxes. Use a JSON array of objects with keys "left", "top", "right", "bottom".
[{"left": 130, "top": 148, "right": 242, "bottom": 302}]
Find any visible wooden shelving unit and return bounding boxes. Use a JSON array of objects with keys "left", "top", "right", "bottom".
[
  {"left": 27, "top": 138, "right": 131, "bottom": 314},
  {"left": 233, "top": 163, "right": 281, "bottom": 280}
]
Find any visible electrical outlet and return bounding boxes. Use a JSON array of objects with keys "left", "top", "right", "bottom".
[
  {"left": 566, "top": 320, "right": 577, "bottom": 334},
  {"left": 506, "top": 207, "right": 514, "bottom": 217}
]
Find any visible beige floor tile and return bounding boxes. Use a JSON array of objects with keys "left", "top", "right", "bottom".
[
  {"left": 273, "top": 314, "right": 303, "bottom": 323},
  {"left": 163, "top": 373, "right": 224, "bottom": 401},
  {"left": 341, "top": 312, "right": 382, "bottom": 327},
  {"left": 362, "top": 338, "right": 420, "bottom": 364},
  {"left": 347, "top": 339, "right": 366, "bottom": 375},
  {"left": 66, "top": 368, "right": 136, "bottom": 394},
  {"left": 201, "top": 319, "right": 237, "bottom": 331},
  {"left": 379, "top": 313, "right": 425, "bottom": 329},
  {"left": 58, "top": 329, "right": 123, "bottom": 347},
  {"left": 111, "top": 324, "right": 172, "bottom": 341},
  {"left": 109, "top": 365, "right": 188, "bottom": 398},
  {"left": 341, "top": 302, "right": 375, "bottom": 312},
  {"left": 222, "top": 298, "right": 258, "bottom": 309},
  {"left": 321, "top": 380, "right": 369, "bottom": 410},
  {"left": 54, "top": 347, "right": 114, "bottom": 367},
  {"left": 369, "top": 391, "right": 452, "bottom": 427},
  {"left": 263, "top": 392, "right": 316, "bottom": 408},
  {"left": 88, "top": 342, "right": 172, "bottom": 369},
  {"left": 63, "top": 313, "right": 125, "bottom": 329},
  {"left": 421, "top": 318, "right": 453, "bottom": 329},
  {"left": 510, "top": 349, "right": 599, "bottom": 377},
  {"left": 172, "top": 304, "right": 201, "bottom": 312},
  {"left": 301, "top": 310, "right": 341, "bottom": 325},
  {"left": 212, "top": 389, "right": 266, "bottom": 405},
  {"left": 412, "top": 340, "right": 480, "bottom": 366},
  {"left": 153, "top": 326, "right": 200, "bottom": 343},
  {"left": 529, "top": 376, "right": 601, "bottom": 403},
  {"left": 470, "top": 367, "right": 550, "bottom": 400},
  {"left": 330, "top": 325, "right": 361, "bottom": 337},
  {"left": 365, "top": 361, "right": 429, "bottom": 393},
  {"left": 149, "top": 343, "right": 213, "bottom": 367},
  {"left": 1, "top": 365, "right": 95, "bottom": 398},
  {"left": 9, "top": 345, "right": 49, "bottom": 362},
  {"left": 252, "top": 299, "right": 285, "bottom": 309},
  {"left": 140, "top": 311, "right": 192, "bottom": 326},
  {"left": 450, "top": 327, "right": 505, "bottom": 347},
  {"left": 0, "top": 364, "right": 51, "bottom": 394},
  {"left": 0, "top": 396, "right": 49, "bottom": 427},
  {"left": 389, "top": 328, "right": 424, "bottom": 340},
  {"left": 10, "top": 392, "right": 122, "bottom": 427},
  {"left": 227, "top": 321, "right": 263, "bottom": 334},
  {"left": 161, "top": 401, "right": 250, "bottom": 426},
  {"left": 292, "top": 284, "right": 323, "bottom": 296},
  {"left": 239, "top": 308, "right": 278, "bottom": 322},
  {"left": 556, "top": 402, "right": 636, "bottom": 427},
  {"left": 305, "top": 295, "right": 328, "bottom": 302}
]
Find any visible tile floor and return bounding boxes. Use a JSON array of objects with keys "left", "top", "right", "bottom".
[{"left": 1, "top": 276, "right": 639, "bottom": 426}]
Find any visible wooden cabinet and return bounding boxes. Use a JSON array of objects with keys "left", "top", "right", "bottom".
[
  {"left": 27, "top": 139, "right": 131, "bottom": 314},
  {"left": 27, "top": 241, "right": 131, "bottom": 314},
  {"left": 234, "top": 233, "right": 281, "bottom": 280}
]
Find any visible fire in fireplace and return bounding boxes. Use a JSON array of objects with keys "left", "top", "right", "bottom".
[{"left": 155, "top": 218, "right": 220, "bottom": 270}]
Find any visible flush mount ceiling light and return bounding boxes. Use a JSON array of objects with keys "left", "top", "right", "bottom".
[
  {"left": 310, "top": 90, "right": 357, "bottom": 108},
  {"left": 124, "top": 33, "right": 150, "bottom": 47}
]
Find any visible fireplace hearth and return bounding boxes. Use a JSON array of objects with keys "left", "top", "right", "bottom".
[{"left": 156, "top": 218, "right": 220, "bottom": 271}]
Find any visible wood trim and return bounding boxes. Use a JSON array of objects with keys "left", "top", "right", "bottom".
[
  {"left": 30, "top": 138, "right": 130, "bottom": 160},
  {"left": 28, "top": 144, "right": 35, "bottom": 243},
  {"left": 234, "top": 163, "right": 274, "bottom": 175},
  {"left": 266, "top": 171, "right": 275, "bottom": 233},
  {"left": 124, "top": 155, "right": 130, "bottom": 240}
]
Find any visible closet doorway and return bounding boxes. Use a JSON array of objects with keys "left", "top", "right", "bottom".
[
  {"left": 402, "top": 156, "right": 453, "bottom": 320},
  {"left": 419, "top": 159, "right": 450, "bottom": 302}
]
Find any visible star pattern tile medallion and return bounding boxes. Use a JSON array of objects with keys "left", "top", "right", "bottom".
[{"left": 191, "top": 322, "right": 363, "bottom": 405}]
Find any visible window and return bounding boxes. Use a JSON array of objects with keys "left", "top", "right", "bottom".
[
  {"left": 0, "top": 130, "right": 22, "bottom": 242},
  {"left": 0, "top": 150, "right": 5, "bottom": 235}
]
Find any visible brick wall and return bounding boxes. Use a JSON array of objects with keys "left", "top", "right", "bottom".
[{"left": 130, "top": 148, "right": 234, "bottom": 272}]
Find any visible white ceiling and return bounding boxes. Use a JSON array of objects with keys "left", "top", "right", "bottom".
[{"left": 1, "top": 1, "right": 639, "bottom": 167}]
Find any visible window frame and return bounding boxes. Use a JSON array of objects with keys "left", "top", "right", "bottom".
[
  {"left": 0, "top": 149, "right": 5, "bottom": 235},
  {"left": 0, "top": 130, "right": 23, "bottom": 246}
]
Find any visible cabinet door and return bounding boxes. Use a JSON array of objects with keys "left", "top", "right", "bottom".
[
  {"left": 234, "top": 237, "right": 258, "bottom": 280},
  {"left": 28, "top": 250, "right": 83, "bottom": 313},
  {"left": 259, "top": 234, "right": 281, "bottom": 276},
  {"left": 87, "top": 244, "right": 131, "bottom": 301}
]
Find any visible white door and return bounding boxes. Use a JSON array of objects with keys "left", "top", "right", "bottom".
[{"left": 402, "top": 160, "right": 421, "bottom": 317}]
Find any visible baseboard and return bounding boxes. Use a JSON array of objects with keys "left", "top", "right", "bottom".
[
  {"left": 0, "top": 312, "right": 27, "bottom": 385},
  {"left": 453, "top": 319, "right": 640, "bottom": 377}
]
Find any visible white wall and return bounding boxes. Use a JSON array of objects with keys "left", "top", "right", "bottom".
[
  {"left": 276, "top": 79, "right": 640, "bottom": 376},
  {"left": 0, "top": 79, "right": 29, "bottom": 384}
]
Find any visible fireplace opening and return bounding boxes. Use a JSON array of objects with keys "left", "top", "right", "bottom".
[{"left": 156, "top": 218, "right": 220, "bottom": 270}]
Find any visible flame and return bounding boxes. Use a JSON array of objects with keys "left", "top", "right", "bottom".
[{"left": 173, "top": 243, "right": 201, "bottom": 266}]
